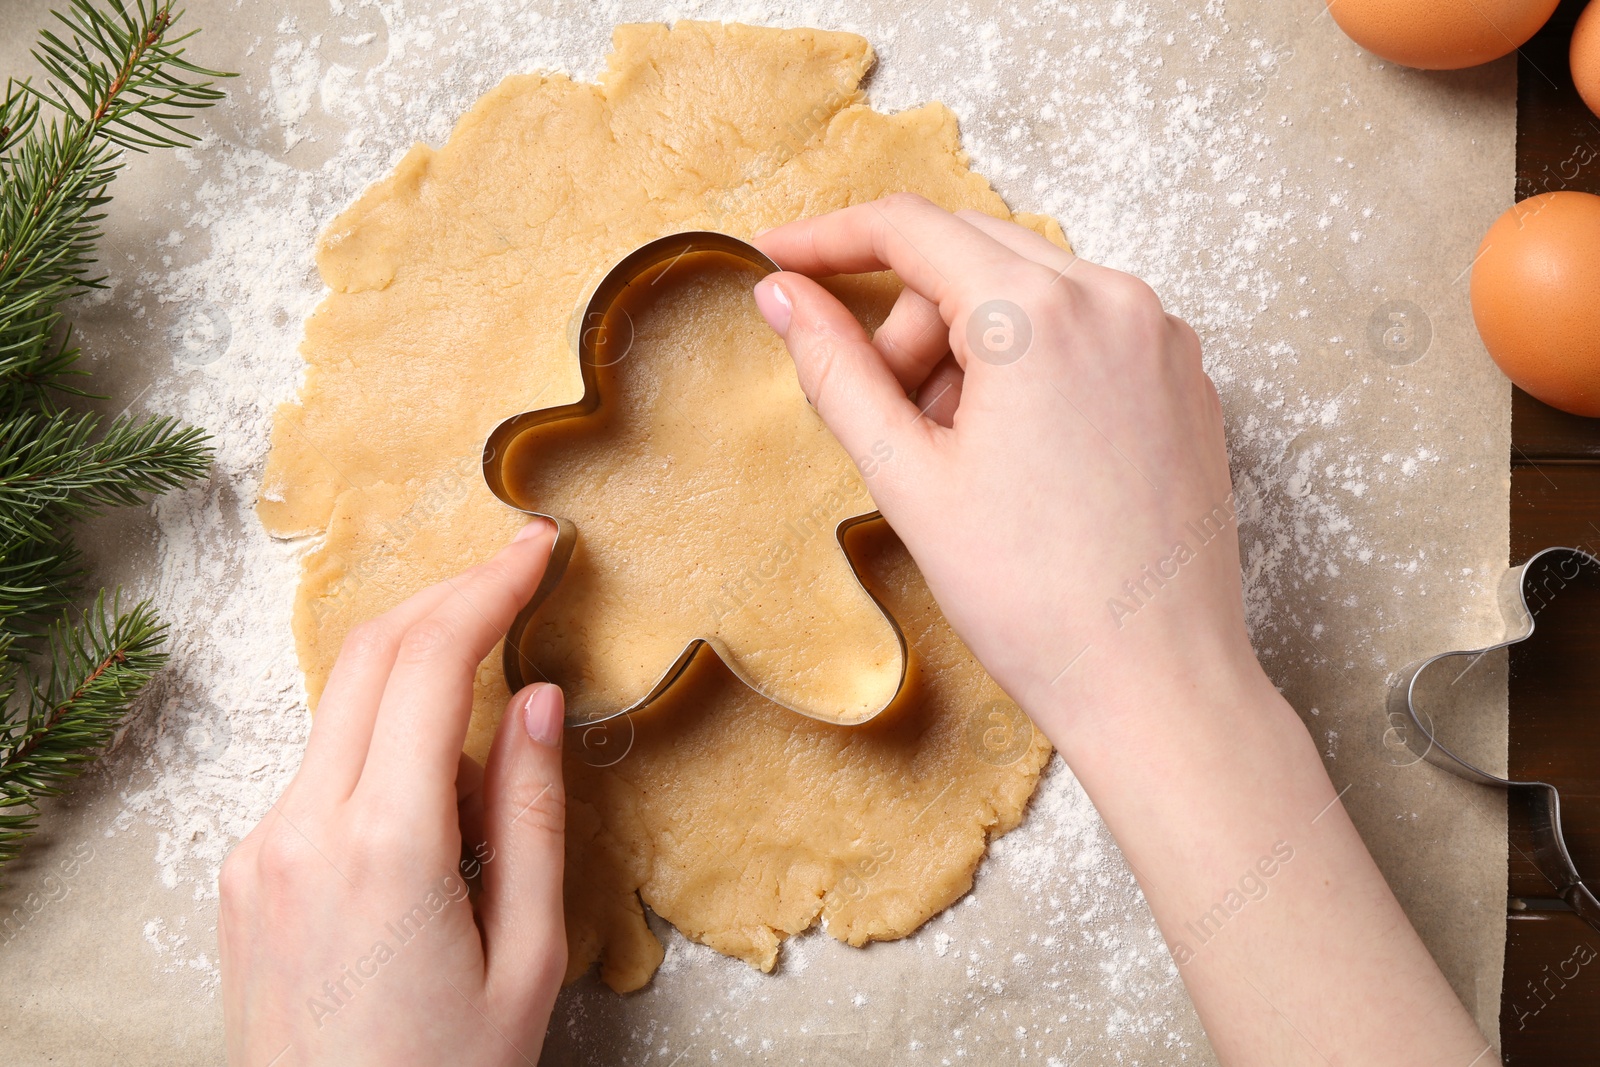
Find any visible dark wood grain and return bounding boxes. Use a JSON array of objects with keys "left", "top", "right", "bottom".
[
  {"left": 1516, "top": 0, "right": 1600, "bottom": 202},
  {"left": 1509, "top": 462, "right": 1600, "bottom": 560},
  {"left": 1501, "top": 485, "right": 1600, "bottom": 1058},
  {"left": 1514, "top": 388, "right": 1600, "bottom": 462},
  {"left": 1501, "top": 912, "right": 1600, "bottom": 1064},
  {"left": 1504, "top": 2, "right": 1600, "bottom": 1060},
  {"left": 1501, "top": 537, "right": 1600, "bottom": 902}
]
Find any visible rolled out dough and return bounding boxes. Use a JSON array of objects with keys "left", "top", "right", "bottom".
[{"left": 259, "top": 20, "right": 1063, "bottom": 989}]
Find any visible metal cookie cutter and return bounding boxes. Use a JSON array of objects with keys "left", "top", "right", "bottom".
[
  {"left": 1387, "top": 546, "right": 1600, "bottom": 933},
  {"left": 481, "top": 231, "right": 909, "bottom": 729}
]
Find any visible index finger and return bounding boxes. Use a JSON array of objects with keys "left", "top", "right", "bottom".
[
  {"left": 755, "top": 193, "right": 1029, "bottom": 311},
  {"left": 353, "top": 522, "right": 558, "bottom": 811}
]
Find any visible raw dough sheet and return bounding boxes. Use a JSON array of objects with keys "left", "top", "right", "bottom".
[
  {"left": 0, "top": 1, "right": 1512, "bottom": 1064},
  {"left": 258, "top": 20, "right": 1072, "bottom": 995}
]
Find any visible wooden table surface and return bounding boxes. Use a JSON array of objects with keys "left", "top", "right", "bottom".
[{"left": 1500, "top": 1, "right": 1600, "bottom": 1060}]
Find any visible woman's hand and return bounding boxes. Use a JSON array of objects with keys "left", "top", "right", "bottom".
[
  {"left": 754, "top": 197, "right": 1496, "bottom": 1067},
  {"left": 753, "top": 194, "right": 1252, "bottom": 739},
  {"left": 219, "top": 522, "right": 567, "bottom": 1066}
]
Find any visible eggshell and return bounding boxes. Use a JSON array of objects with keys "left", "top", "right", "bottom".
[
  {"left": 1575, "top": 0, "right": 1600, "bottom": 119},
  {"left": 1470, "top": 192, "right": 1600, "bottom": 417},
  {"left": 1327, "top": 0, "right": 1559, "bottom": 69}
]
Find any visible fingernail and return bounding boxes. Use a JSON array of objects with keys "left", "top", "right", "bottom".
[
  {"left": 522, "top": 683, "right": 564, "bottom": 747},
  {"left": 753, "top": 276, "right": 793, "bottom": 337},
  {"left": 513, "top": 517, "right": 553, "bottom": 543}
]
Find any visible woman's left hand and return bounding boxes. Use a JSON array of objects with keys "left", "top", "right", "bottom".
[{"left": 219, "top": 522, "right": 568, "bottom": 1066}]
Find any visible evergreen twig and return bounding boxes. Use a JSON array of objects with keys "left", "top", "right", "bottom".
[
  {"left": 0, "top": 0, "right": 227, "bottom": 885},
  {"left": 1, "top": 0, "right": 225, "bottom": 408},
  {"left": 0, "top": 597, "right": 167, "bottom": 868},
  {"left": 0, "top": 411, "right": 212, "bottom": 538}
]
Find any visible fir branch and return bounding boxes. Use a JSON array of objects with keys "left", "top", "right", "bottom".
[
  {"left": 0, "top": 2, "right": 226, "bottom": 879},
  {"left": 0, "top": 596, "right": 167, "bottom": 872},
  {"left": 1, "top": 0, "right": 227, "bottom": 400},
  {"left": 32, "top": 1, "right": 225, "bottom": 149},
  {"left": 0, "top": 411, "right": 212, "bottom": 539}
]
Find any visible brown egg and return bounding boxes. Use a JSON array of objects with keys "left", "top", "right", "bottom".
[
  {"left": 1471, "top": 192, "right": 1600, "bottom": 417},
  {"left": 1327, "top": 0, "right": 1559, "bottom": 69},
  {"left": 1575, "top": 0, "right": 1600, "bottom": 119}
]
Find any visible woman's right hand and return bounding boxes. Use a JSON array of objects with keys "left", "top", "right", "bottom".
[
  {"left": 753, "top": 194, "right": 1255, "bottom": 737},
  {"left": 756, "top": 195, "right": 1496, "bottom": 1067}
]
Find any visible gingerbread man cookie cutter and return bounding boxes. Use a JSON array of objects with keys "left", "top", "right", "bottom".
[
  {"left": 482, "top": 231, "right": 909, "bottom": 729},
  {"left": 1387, "top": 546, "right": 1600, "bottom": 932}
]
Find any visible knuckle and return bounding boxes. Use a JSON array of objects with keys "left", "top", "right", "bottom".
[
  {"left": 340, "top": 618, "right": 395, "bottom": 662},
  {"left": 396, "top": 616, "right": 460, "bottom": 664},
  {"left": 253, "top": 825, "right": 318, "bottom": 886},
  {"left": 1013, "top": 262, "right": 1063, "bottom": 304},
  {"left": 533, "top": 932, "right": 569, "bottom": 991},
  {"left": 1167, "top": 311, "right": 1199, "bottom": 342},
  {"left": 346, "top": 804, "right": 414, "bottom": 862},
  {"left": 957, "top": 265, "right": 1057, "bottom": 354},
  {"left": 1033, "top": 273, "right": 1085, "bottom": 323},
  {"left": 1168, "top": 314, "right": 1205, "bottom": 363},
  {"left": 880, "top": 191, "right": 933, "bottom": 216},
  {"left": 218, "top": 848, "right": 253, "bottom": 907},
  {"left": 1098, "top": 271, "right": 1165, "bottom": 318},
  {"left": 799, "top": 334, "right": 845, "bottom": 412},
  {"left": 472, "top": 556, "right": 523, "bottom": 599},
  {"left": 505, "top": 774, "right": 567, "bottom": 837},
  {"left": 490, "top": 931, "right": 569, "bottom": 1014}
]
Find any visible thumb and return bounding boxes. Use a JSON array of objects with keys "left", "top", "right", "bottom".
[
  {"left": 754, "top": 272, "right": 935, "bottom": 492},
  {"left": 480, "top": 682, "right": 568, "bottom": 1004}
]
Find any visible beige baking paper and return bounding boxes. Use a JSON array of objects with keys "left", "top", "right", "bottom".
[{"left": 0, "top": 1, "right": 1511, "bottom": 1064}]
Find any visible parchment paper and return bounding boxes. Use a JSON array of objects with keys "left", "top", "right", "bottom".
[{"left": 0, "top": 1, "right": 1512, "bottom": 1063}]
